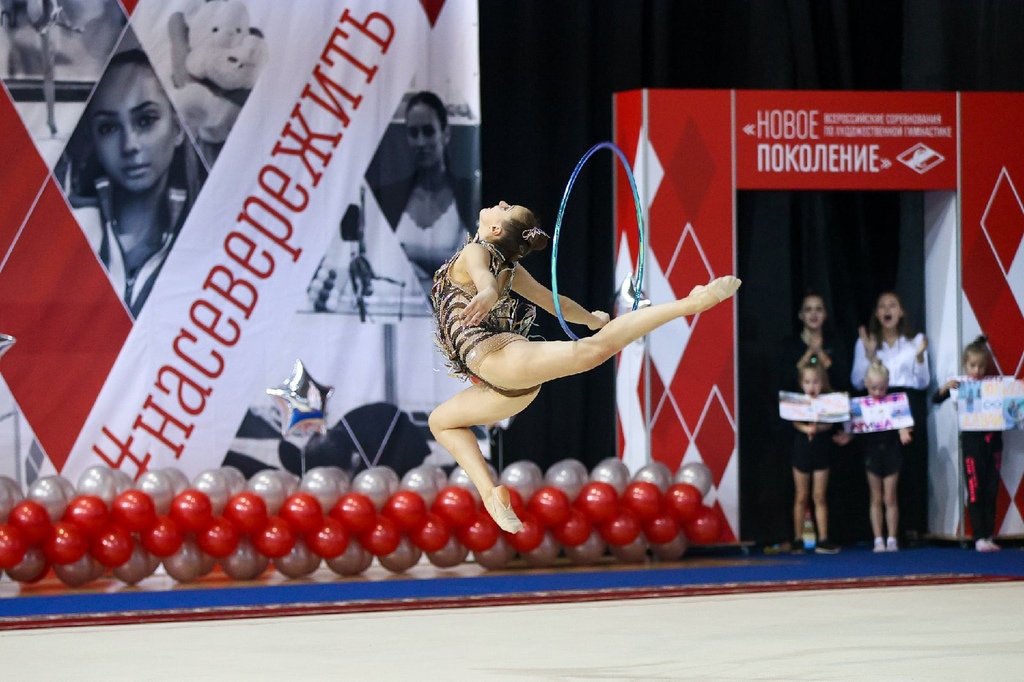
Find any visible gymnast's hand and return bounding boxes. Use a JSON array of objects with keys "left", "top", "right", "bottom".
[
  {"left": 587, "top": 311, "right": 610, "bottom": 330},
  {"left": 462, "top": 287, "right": 499, "bottom": 326}
]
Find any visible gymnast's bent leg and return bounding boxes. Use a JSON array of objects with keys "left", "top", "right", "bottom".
[{"left": 429, "top": 383, "right": 540, "bottom": 533}]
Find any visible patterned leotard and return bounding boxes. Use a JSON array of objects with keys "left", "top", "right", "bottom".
[{"left": 431, "top": 238, "right": 539, "bottom": 398}]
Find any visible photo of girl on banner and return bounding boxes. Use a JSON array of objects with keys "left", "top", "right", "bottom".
[
  {"left": 56, "top": 28, "right": 207, "bottom": 318},
  {"left": 306, "top": 89, "right": 481, "bottom": 314}
]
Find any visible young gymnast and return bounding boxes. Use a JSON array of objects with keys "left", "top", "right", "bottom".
[
  {"left": 933, "top": 335, "right": 1003, "bottom": 551},
  {"left": 429, "top": 201, "right": 741, "bottom": 532}
]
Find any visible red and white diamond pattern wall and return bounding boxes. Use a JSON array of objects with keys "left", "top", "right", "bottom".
[
  {"left": 961, "top": 93, "right": 1024, "bottom": 536},
  {"left": 614, "top": 90, "right": 739, "bottom": 540}
]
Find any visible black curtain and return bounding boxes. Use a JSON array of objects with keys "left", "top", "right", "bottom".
[{"left": 478, "top": 0, "right": 1024, "bottom": 542}]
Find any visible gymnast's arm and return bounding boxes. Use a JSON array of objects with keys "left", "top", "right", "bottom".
[
  {"left": 512, "top": 266, "right": 609, "bottom": 330},
  {"left": 459, "top": 242, "right": 501, "bottom": 326}
]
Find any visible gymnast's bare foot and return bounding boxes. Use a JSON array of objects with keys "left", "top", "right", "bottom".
[{"left": 689, "top": 276, "right": 742, "bottom": 311}]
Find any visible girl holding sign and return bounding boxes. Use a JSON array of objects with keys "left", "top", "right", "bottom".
[
  {"left": 933, "top": 336, "right": 1002, "bottom": 552},
  {"left": 860, "top": 360, "right": 913, "bottom": 552},
  {"left": 789, "top": 361, "right": 851, "bottom": 554}
]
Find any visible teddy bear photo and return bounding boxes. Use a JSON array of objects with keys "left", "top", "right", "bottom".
[{"left": 166, "top": 0, "right": 267, "bottom": 166}]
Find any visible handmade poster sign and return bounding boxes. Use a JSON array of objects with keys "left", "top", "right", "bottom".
[{"left": 778, "top": 392, "right": 851, "bottom": 423}]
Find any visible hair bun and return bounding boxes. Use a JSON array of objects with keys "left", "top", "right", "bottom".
[{"left": 522, "top": 226, "right": 550, "bottom": 251}]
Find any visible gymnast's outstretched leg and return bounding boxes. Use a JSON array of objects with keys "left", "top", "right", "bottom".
[
  {"left": 429, "top": 383, "right": 540, "bottom": 533},
  {"left": 479, "top": 275, "right": 741, "bottom": 391}
]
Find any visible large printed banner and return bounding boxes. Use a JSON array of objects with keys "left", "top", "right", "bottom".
[
  {"left": 0, "top": 0, "right": 479, "bottom": 485},
  {"left": 734, "top": 90, "right": 957, "bottom": 190}
]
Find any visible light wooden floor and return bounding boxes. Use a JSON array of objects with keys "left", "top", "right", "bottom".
[{"left": 0, "top": 582, "right": 1021, "bottom": 680}]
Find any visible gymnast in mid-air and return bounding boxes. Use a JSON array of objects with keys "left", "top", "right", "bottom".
[{"left": 429, "top": 200, "right": 741, "bottom": 533}]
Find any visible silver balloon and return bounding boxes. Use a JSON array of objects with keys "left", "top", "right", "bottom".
[
  {"left": 675, "top": 462, "right": 713, "bottom": 498},
  {"left": 54, "top": 475, "right": 76, "bottom": 503},
  {"left": 26, "top": 475, "right": 69, "bottom": 522},
  {"left": 219, "top": 466, "right": 247, "bottom": 496},
  {"left": 0, "top": 477, "right": 21, "bottom": 523},
  {"left": 192, "top": 469, "right": 231, "bottom": 515},
  {"left": 610, "top": 535, "right": 650, "bottom": 564},
  {"left": 0, "top": 333, "right": 15, "bottom": 359},
  {"left": 326, "top": 538, "right": 373, "bottom": 576},
  {"left": 160, "top": 468, "right": 189, "bottom": 496},
  {"left": 632, "top": 461, "right": 673, "bottom": 493},
  {"left": 245, "top": 470, "right": 286, "bottom": 515},
  {"left": 299, "top": 467, "right": 346, "bottom": 511},
  {"left": 352, "top": 467, "right": 398, "bottom": 510},
  {"left": 6, "top": 546, "right": 46, "bottom": 582},
  {"left": 499, "top": 460, "right": 543, "bottom": 501},
  {"left": 221, "top": 538, "right": 270, "bottom": 581},
  {"left": 54, "top": 554, "right": 101, "bottom": 588},
  {"left": 198, "top": 549, "right": 217, "bottom": 577},
  {"left": 76, "top": 466, "right": 118, "bottom": 506},
  {"left": 544, "top": 459, "right": 588, "bottom": 500},
  {"left": 616, "top": 274, "right": 652, "bottom": 313},
  {"left": 110, "top": 469, "right": 134, "bottom": 497},
  {"left": 426, "top": 536, "right": 469, "bottom": 569},
  {"left": 399, "top": 465, "right": 440, "bottom": 509},
  {"left": 447, "top": 466, "right": 480, "bottom": 502},
  {"left": 523, "top": 531, "right": 561, "bottom": 568},
  {"left": 135, "top": 470, "right": 174, "bottom": 515},
  {"left": 473, "top": 535, "right": 515, "bottom": 570},
  {"left": 378, "top": 536, "right": 422, "bottom": 574},
  {"left": 565, "top": 530, "right": 607, "bottom": 566},
  {"left": 163, "top": 538, "right": 205, "bottom": 583},
  {"left": 589, "top": 458, "right": 630, "bottom": 495},
  {"left": 430, "top": 465, "right": 449, "bottom": 493},
  {"left": 112, "top": 543, "right": 158, "bottom": 585},
  {"left": 278, "top": 470, "right": 300, "bottom": 496},
  {"left": 651, "top": 533, "right": 689, "bottom": 562},
  {"left": 274, "top": 538, "right": 321, "bottom": 579}
]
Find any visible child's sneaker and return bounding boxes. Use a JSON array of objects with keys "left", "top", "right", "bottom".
[
  {"left": 814, "top": 539, "right": 840, "bottom": 554},
  {"left": 976, "top": 538, "right": 1001, "bottom": 552},
  {"left": 886, "top": 537, "right": 899, "bottom": 552},
  {"left": 791, "top": 538, "right": 805, "bottom": 554},
  {"left": 873, "top": 537, "right": 886, "bottom": 553}
]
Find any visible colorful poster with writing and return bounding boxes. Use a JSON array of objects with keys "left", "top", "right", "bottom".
[
  {"left": 778, "top": 392, "right": 850, "bottom": 423},
  {"left": 849, "top": 393, "right": 913, "bottom": 433},
  {"left": 957, "top": 377, "right": 1024, "bottom": 431}
]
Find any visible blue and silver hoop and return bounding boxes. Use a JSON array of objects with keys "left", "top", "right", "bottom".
[{"left": 551, "top": 141, "right": 646, "bottom": 341}]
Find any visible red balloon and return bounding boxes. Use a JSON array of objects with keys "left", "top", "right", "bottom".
[
  {"left": 551, "top": 508, "right": 592, "bottom": 547},
  {"left": 684, "top": 506, "right": 722, "bottom": 545},
  {"left": 253, "top": 516, "right": 296, "bottom": 559},
  {"left": 91, "top": 524, "right": 134, "bottom": 567},
  {"left": 279, "top": 493, "right": 324, "bottom": 535},
  {"left": 305, "top": 517, "right": 349, "bottom": 559},
  {"left": 455, "top": 511, "right": 499, "bottom": 553},
  {"left": 642, "top": 511, "right": 681, "bottom": 545},
  {"left": 598, "top": 509, "right": 641, "bottom": 547},
  {"left": 0, "top": 524, "right": 27, "bottom": 570},
  {"left": 170, "top": 490, "right": 214, "bottom": 533},
  {"left": 575, "top": 481, "right": 620, "bottom": 524},
  {"left": 43, "top": 521, "right": 89, "bottom": 565},
  {"left": 224, "top": 492, "right": 268, "bottom": 535},
  {"left": 665, "top": 483, "right": 702, "bottom": 524},
  {"left": 431, "top": 487, "right": 477, "bottom": 529},
  {"left": 507, "top": 488, "right": 526, "bottom": 517},
  {"left": 408, "top": 513, "right": 450, "bottom": 553},
  {"left": 359, "top": 517, "right": 401, "bottom": 557},
  {"left": 111, "top": 490, "right": 157, "bottom": 533},
  {"left": 330, "top": 493, "right": 377, "bottom": 535},
  {"left": 197, "top": 516, "right": 241, "bottom": 558},
  {"left": 141, "top": 515, "right": 184, "bottom": 557},
  {"left": 63, "top": 496, "right": 110, "bottom": 539},
  {"left": 506, "top": 511, "right": 544, "bottom": 554},
  {"left": 382, "top": 490, "right": 428, "bottom": 532},
  {"left": 621, "top": 481, "right": 663, "bottom": 522},
  {"left": 527, "top": 486, "right": 571, "bottom": 527},
  {"left": 8, "top": 499, "right": 52, "bottom": 546}
]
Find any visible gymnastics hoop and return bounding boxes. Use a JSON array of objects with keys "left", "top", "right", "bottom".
[{"left": 551, "top": 141, "right": 646, "bottom": 341}]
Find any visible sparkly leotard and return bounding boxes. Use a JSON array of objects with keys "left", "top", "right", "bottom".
[{"left": 431, "top": 238, "right": 539, "bottom": 398}]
